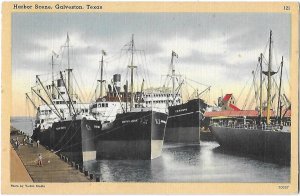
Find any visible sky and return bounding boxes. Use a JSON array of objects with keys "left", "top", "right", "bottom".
[{"left": 12, "top": 13, "right": 291, "bottom": 116}]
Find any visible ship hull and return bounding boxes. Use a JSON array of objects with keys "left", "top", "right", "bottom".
[
  {"left": 32, "top": 118, "right": 101, "bottom": 163},
  {"left": 210, "top": 126, "right": 291, "bottom": 164},
  {"left": 165, "top": 99, "right": 207, "bottom": 143},
  {"left": 95, "top": 111, "right": 167, "bottom": 160}
]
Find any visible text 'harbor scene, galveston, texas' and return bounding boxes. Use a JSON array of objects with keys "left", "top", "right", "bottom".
[{"left": 10, "top": 12, "right": 291, "bottom": 183}]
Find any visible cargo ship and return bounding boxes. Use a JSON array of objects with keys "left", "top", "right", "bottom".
[
  {"left": 30, "top": 34, "right": 101, "bottom": 163},
  {"left": 90, "top": 73, "right": 168, "bottom": 159},
  {"left": 91, "top": 35, "right": 168, "bottom": 159},
  {"left": 163, "top": 51, "right": 210, "bottom": 143},
  {"left": 210, "top": 31, "right": 291, "bottom": 164},
  {"left": 95, "top": 109, "right": 167, "bottom": 159},
  {"left": 166, "top": 98, "right": 208, "bottom": 143}
]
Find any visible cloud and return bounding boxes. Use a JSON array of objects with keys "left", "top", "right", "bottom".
[{"left": 11, "top": 12, "right": 291, "bottom": 115}]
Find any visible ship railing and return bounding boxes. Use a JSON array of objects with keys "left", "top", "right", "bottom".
[{"left": 212, "top": 123, "right": 283, "bottom": 131}]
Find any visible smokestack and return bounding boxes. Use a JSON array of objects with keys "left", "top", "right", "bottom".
[
  {"left": 57, "top": 79, "right": 67, "bottom": 98},
  {"left": 57, "top": 79, "right": 64, "bottom": 87},
  {"left": 108, "top": 84, "right": 112, "bottom": 93},
  {"left": 113, "top": 74, "right": 121, "bottom": 93},
  {"left": 123, "top": 84, "right": 127, "bottom": 92}
]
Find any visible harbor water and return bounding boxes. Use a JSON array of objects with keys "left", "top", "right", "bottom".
[
  {"left": 11, "top": 117, "right": 34, "bottom": 136},
  {"left": 11, "top": 117, "right": 290, "bottom": 182}
]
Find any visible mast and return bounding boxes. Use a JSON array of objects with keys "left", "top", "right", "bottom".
[
  {"left": 277, "top": 56, "right": 284, "bottom": 124},
  {"left": 67, "top": 33, "right": 70, "bottom": 93},
  {"left": 51, "top": 54, "right": 55, "bottom": 99},
  {"left": 264, "top": 30, "right": 276, "bottom": 125},
  {"left": 171, "top": 51, "right": 175, "bottom": 100},
  {"left": 171, "top": 51, "right": 178, "bottom": 104},
  {"left": 125, "top": 80, "right": 128, "bottom": 112},
  {"left": 51, "top": 51, "right": 59, "bottom": 99},
  {"left": 66, "top": 33, "right": 72, "bottom": 113},
  {"left": 266, "top": 31, "right": 272, "bottom": 125},
  {"left": 140, "top": 79, "right": 145, "bottom": 92},
  {"left": 139, "top": 79, "right": 145, "bottom": 105},
  {"left": 128, "top": 34, "right": 137, "bottom": 110},
  {"left": 259, "top": 53, "right": 263, "bottom": 121},
  {"left": 99, "top": 50, "right": 106, "bottom": 98},
  {"left": 252, "top": 70, "right": 258, "bottom": 106}
]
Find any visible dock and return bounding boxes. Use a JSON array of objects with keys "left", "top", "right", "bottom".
[
  {"left": 10, "top": 131, "right": 96, "bottom": 182},
  {"left": 10, "top": 145, "right": 32, "bottom": 182}
]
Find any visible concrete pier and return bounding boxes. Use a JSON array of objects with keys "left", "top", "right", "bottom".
[
  {"left": 10, "top": 132, "right": 92, "bottom": 182},
  {"left": 10, "top": 145, "right": 32, "bottom": 182}
]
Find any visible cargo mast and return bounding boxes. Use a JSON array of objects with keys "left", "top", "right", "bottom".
[
  {"left": 51, "top": 54, "right": 55, "bottom": 99},
  {"left": 65, "top": 33, "right": 73, "bottom": 115},
  {"left": 263, "top": 30, "right": 277, "bottom": 125},
  {"left": 99, "top": 50, "right": 106, "bottom": 98},
  {"left": 128, "top": 34, "right": 137, "bottom": 110},
  {"left": 277, "top": 56, "right": 284, "bottom": 124},
  {"left": 170, "top": 51, "right": 178, "bottom": 105},
  {"left": 259, "top": 53, "right": 263, "bottom": 122}
]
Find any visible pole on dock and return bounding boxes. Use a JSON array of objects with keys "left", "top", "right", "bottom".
[
  {"left": 89, "top": 173, "right": 94, "bottom": 180},
  {"left": 84, "top": 169, "right": 89, "bottom": 176},
  {"left": 96, "top": 175, "right": 100, "bottom": 182}
]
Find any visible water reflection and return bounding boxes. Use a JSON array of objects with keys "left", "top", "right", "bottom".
[
  {"left": 85, "top": 141, "right": 290, "bottom": 182},
  {"left": 84, "top": 159, "right": 155, "bottom": 182}
]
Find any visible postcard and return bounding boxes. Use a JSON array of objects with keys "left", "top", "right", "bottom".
[{"left": 2, "top": 1, "right": 298, "bottom": 194}]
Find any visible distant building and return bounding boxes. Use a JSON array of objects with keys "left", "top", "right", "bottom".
[
  {"left": 218, "top": 93, "right": 240, "bottom": 111},
  {"left": 206, "top": 93, "right": 291, "bottom": 126}
]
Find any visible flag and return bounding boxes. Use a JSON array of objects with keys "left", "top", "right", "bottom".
[
  {"left": 52, "top": 51, "right": 59, "bottom": 58},
  {"left": 172, "top": 51, "right": 178, "bottom": 58},
  {"left": 67, "top": 32, "right": 70, "bottom": 42}
]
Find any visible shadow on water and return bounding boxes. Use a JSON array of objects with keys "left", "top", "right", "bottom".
[
  {"left": 83, "top": 144, "right": 203, "bottom": 182},
  {"left": 83, "top": 141, "right": 290, "bottom": 182},
  {"left": 83, "top": 159, "right": 160, "bottom": 182},
  {"left": 163, "top": 143, "right": 201, "bottom": 155},
  {"left": 212, "top": 146, "right": 290, "bottom": 166},
  {"left": 162, "top": 143, "right": 201, "bottom": 165}
]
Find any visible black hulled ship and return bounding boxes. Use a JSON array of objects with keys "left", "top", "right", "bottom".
[
  {"left": 96, "top": 109, "right": 167, "bottom": 159},
  {"left": 31, "top": 34, "right": 101, "bottom": 163},
  {"left": 92, "top": 35, "right": 168, "bottom": 160},
  {"left": 35, "top": 116, "right": 101, "bottom": 163},
  {"left": 210, "top": 31, "right": 291, "bottom": 164},
  {"left": 166, "top": 98, "right": 208, "bottom": 143},
  {"left": 163, "top": 51, "right": 210, "bottom": 143}
]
